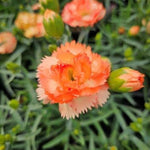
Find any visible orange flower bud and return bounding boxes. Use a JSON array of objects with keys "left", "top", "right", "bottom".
[
  {"left": 118, "top": 27, "right": 125, "bottom": 34},
  {"left": 108, "top": 67, "right": 145, "bottom": 92},
  {"left": 128, "top": 25, "right": 140, "bottom": 36}
]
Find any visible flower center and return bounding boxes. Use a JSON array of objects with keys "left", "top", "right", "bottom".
[
  {"left": 81, "top": 11, "right": 89, "bottom": 17},
  {"left": 68, "top": 69, "right": 75, "bottom": 81}
]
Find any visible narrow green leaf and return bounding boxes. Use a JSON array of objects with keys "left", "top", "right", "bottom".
[
  {"left": 43, "top": 131, "right": 69, "bottom": 149},
  {"left": 80, "top": 110, "right": 113, "bottom": 126},
  {"left": 131, "top": 136, "right": 149, "bottom": 150}
]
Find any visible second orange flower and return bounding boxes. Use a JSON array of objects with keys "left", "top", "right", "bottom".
[{"left": 62, "top": 0, "right": 106, "bottom": 27}]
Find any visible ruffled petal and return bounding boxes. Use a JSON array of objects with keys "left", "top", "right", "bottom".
[
  {"left": 59, "top": 103, "right": 79, "bottom": 119},
  {"left": 59, "top": 85, "right": 110, "bottom": 119},
  {"left": 94, "top": 85, "right": 110, "bottom": 107},
  {"left": 36, "top": 87, "right": 50, "bottom": 104},
  {"left": 59, "top": 94, "right": 97, "bottom": 119}
]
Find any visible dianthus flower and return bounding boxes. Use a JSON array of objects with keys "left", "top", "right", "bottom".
[
  {"left": 36, "top": 41, "right": 111, "bottom": 119},
  {"left": 62, "top": 0, "right": 106, "bottom": 27},
  {"left": 15, "top": 12, "right": 45, "bottom": 38},
  {"left": 0, "top": 32, "right": 17, "bottom": 54}
]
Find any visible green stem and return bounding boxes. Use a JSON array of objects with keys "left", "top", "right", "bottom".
[{"left": 78, "top": 27, "right": 90, "bottom": 43}]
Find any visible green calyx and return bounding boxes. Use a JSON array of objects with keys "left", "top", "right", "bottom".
[
  {"left": 43, "top": 14, "right": 64, "bottom": 39},
  {"left": 108, "top": 67, "right": 131, "bottom": 92}
]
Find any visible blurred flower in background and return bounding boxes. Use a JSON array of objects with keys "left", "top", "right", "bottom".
[
  {"left": 32, "top": 3, "right": 41, "bottom": 11},
  {"left": 62, "top": 0, "right": 106, "bottom": 27},
  {"left": 0, "top": 32, "right": 17, "bottom": 54},
  {"left": 36, "top": 41, "right": 111, "bottom": 119},
  {"left": 128, "top": 25, "right": 140, "bottom": 36},
  {"left": 15, "top": 12, "right": 45, "bottom": 38},
  {"left": 118, "top": 27, "right": 125, "bottom": 34}
]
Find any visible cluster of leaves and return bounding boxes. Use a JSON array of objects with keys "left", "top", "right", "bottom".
[{"left": 0, "top": 0, "right": 150, "bottom": 150}]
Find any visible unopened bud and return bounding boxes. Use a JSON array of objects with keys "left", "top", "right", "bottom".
[
  {"left": 108, "top": 67, "right": 144, "bottom": 92},
  {"left": 43, "top": 9, "right": 64, "bottom": 39}
]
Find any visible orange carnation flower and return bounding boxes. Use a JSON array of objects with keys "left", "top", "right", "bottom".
[
  {"left": 0, "top": 32, "right": 17, "bottom": 54},
  {"left": 36, "top": 41, "right": 111, "bottom": 119},
  {"left": 62, "top": 0, "right": 106, "bottom": 27}
]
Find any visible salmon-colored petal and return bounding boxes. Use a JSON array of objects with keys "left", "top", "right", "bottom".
[
  {"left": 53, "top": 50, "right": 74, "bottom": 64},
  {"left": 59, "top": 85, "right": 110, "bottom": 119},
  {"left": 59, "top": 94, "right": 96, "bottom": 119},
  {"left": 119, "top": 68, "right": 145, "bottom": 92},
  {"left": 53, "top": 41, "right": 92, "bottom": 57},
  {"left": 59, "top": 103, "right": 79, "bottom": 119},
  {"left": 35, "top": 23, "right": 45, "bottom": 37},
  {"left": 79, "top": 86, "right": 100, "bottom": 96},
  {"left": 36, "top": 87, "right": 50, "bottom": 104},
  {"left": 70, "top": 94, "right": 96, "bottom": 113},
  {"left": 73, "top": 53, "right": 91, "bottom": 83},
  {"left": 94, "top": 85, "right": 110, "bottom": 107},
  {"left": 47, "top": 89, "right": 79, "bottom": 104},
  {"left": 37, "top": 56, "right": 58, "bottom": 78}
]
